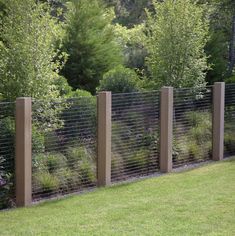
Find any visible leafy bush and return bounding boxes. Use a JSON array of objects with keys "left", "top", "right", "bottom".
[
  {"left": 79, "top": 161, "right": 96, "bottom": 184},
  {"left": 33, "top": 152, "right": 67, "bottom": 173},
  {"left": 65, "top": 146, "right": 89, "bottom": 168},
  {"left": 34, "top": 171, "right": 60, "bottom": 193},
  {"left": 124, "top": 149, "right": 149, "bottom": 172},
  {"left": 174, "top": 111, "right": 212, "bottom": 162},
  {"left": 98, "top": 65, "right": 141, "bottom": 93},
  {"left": 0, "top": 156, "right": 14, "bottom": 209},
  {"left": 0, "top": 117, "right": 15, "bottom": 158},
  {"left": 0, "top": 117, "right": 15, "bottom": 209},
  {"left": 65, "top": 146, "right": 96, "bottom": 184},
  {"left": 224, "top": 133, "right": 235, "bottom": 154},
  {"left": 32, "top": 126, "right": 45, "bottom": 154},
  {"left": 111, "top": 152, "right": 124, "bottom": 178},
  {"left": 46, "top": 153, "right": 67, "bottom": 173},
  {"left": 61, "top": 95, "right": 97, "bottom": 145},
  {"left": 54, "top": 168, "right": 79, "bottom": 192},
  {"left": 44, "top": 131, "right": 60, "bottom": 152}
]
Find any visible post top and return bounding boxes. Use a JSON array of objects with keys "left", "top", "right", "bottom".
[
  {"left": 162, "top": 86, "right": 173, "bottom": 89},
  {"left": 16, "top": 97, "right": 32, "bottom": 100},
  {"left": 214, "top": 82, "right": 225, "bottom": 85},
  {"left": 98, "top": 91, "right": 112, "bottom": 95}
]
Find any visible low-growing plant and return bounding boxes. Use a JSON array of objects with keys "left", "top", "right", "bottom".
[
  {"left": 79, "top": 161, "right": 96, "bottom": 184},
  {"left": 65, "top": 146, "right": 96, "bottom": 185},
  {"left": 111, "top": 152, "right": 124, "bottom": 179},
  {"left": 46, "top": 153, "right": 67, "bottom": 173},
  {"left": 34, "top": 171, "right": 60, "bottom": 193},
  {"left": 54, "top": 168, "right": 79, "bottom": 192},
  {"left": 33, "top": 152, "right": 67, "bottom": 173},
  {"left": 224, "top": 133, "right": 235, "bottom": 155},
  {"left": 124, "top": 149, "right": 149, "bottom": 172},
  {"left": 65, "top": 146, "right": 90, "bottom": 168},
  {"left": 32, "top": 126, "right": 45, "bottom": 154},
  {"left": 174, "top": 111, "right": 212, "bottom": 162}
]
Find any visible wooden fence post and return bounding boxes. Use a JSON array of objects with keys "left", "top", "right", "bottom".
[
  {"left": 213, "top": 82, "right": 225, "bottom": 161},
  {"left": 160, "top": 87, "right": 173, "bottom": 172},
  {"left": 16, "top": 97, "right": 32, "bottom": 207},
  {"left": 97, "top": 92, "right": 111, "bottom": 186}
]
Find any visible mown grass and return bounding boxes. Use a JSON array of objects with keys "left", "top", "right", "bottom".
[{"left": 0, "top": 158, "right": 234, "bottom": 236}]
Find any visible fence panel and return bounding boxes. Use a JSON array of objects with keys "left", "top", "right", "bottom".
[
  {"left": 0, "top": 102, "right": 15, "bottom": 210},
  {"left": 32, "top": 97, "right": 97, "bottom": 201},
  {"left": 173, "top": 87, "right": 213, "bottom": 167},
  {"left": 111, "top": 91, "right": 160, "bottom": 182},
  {"left": 224, "top": 84, "right": 235, "bottom": 156}
]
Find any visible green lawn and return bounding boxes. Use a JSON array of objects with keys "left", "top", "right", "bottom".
[{"left": 0, "top": 159, "right": 235, "bottom": 236}]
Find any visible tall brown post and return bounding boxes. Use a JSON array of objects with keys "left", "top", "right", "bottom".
[
  {"left": 16, "top": 97, "right": 32, "bottom": 207},
  {"left": 97, "top": 92, "right": 111, "bottom": 186},
  {"left": 160, "top": 87, "right": 173, "bottom": 173},
  {"left": 213, "top": 82, "right": 225, "bottom": 161}
]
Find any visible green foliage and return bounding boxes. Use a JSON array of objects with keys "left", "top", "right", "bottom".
[
  {"left": 54, "top": 168, "right": 79, "bottom": 192},
  {"left": 106, "top": 0, "right": 152, "bottom": 28},
  {"left": 224, "top": 133, "right": 235, "bottom": 154},
  {"left": 224, "top": 120, "right": 235, "bottom": 154},
  {"left": 32, "top": 126, "right": 45, "bottom": 154},
  {"left": 98, "top": 65, "right": 141, "bottom": 93},
  {"left": 65, "top": 146, "right": 96, "bottom": 184},
  {"left": 0, "top": 0, "right": 66, "bottom": 101},
  {"left": 61, "top": 0, "right": 123, "bottom": 94},
  {"left": 124, "top": 149, "right": 149, "bottom": 171},
  {"left": 54, "top": 76, "right": 93, "bottom": 99},
  {"left": 46, "top": 153, "right": 67, "bottom": 173},
  {"left": 0, "top": 156, "right": 14, "bottom": 209},
  {"left": 144, "top": 0, "right": 209, "bottom": 89},
  {"left": 33, "top": 152, "right": 67, "bottom": 173},
  {"left": 34, "top": 171, "right": 60, "bottom": 192},
  {"left": 0, "top": 116, "right": 15, "bottom": 157},
  {"left": 174, "top": 111, "right": 212, "bottom": 161}
]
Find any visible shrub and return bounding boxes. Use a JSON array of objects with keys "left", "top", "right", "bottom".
[
  {"left": 65, "top": 146, "right": 96, "bottom": 184},
  {"left": 65, "top": 146, "right": 89, "bottom": 168},
  {"left": 0, "top": 117, "right": 15, "bottom": 209},
  {"left": 61, "top": 95, "right": 97, "bottom": 144},
  {"left": 174, "top": 111, "right": 212, "bottom": 162},
  {"left": 124, "top": 149, "right": 149, "bottom": 172},
  {"left": 46, "top": 153, "right": 67, "bottom": 173},
  {"left": 98, "top": 65, "right": 141, "bottom": 93},
  {"left": 44, "top": 131, "right": 60, "bottom": 152},
  {"left": 32, "top": 126, "right": 45, "bottom": 154},
  {"left": 33, "top": 152, "right": 67, "bottom": 173},
  {"left": 34, "top": 171, "right": 60, "bottom": 193},
  {"left": 0, "top": 117, "right": 15, "bottom": 158},
  {"left": 54, "top": 168, "right": 79, "bottom": 192},
  {"left": 33, "top": 153, "right": 48, "bottom": 172},
  {"left": 79, "top": 161, "right": 96, "bottom": 184},
  {"left": 111, "top": 152, "right": 124, "bottom": 179},
  {"left": 0, "top": 156, "right": 14, "bottom": 209},
  {"left": 224, "top": 133, "right": 235, "bottom": 154}
]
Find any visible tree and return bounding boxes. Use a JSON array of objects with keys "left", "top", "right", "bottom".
[
  {"left": 98, "top": 65, "right": 142, "bottom": 93},
  {"left": 104, "top": 0, "right": 153, "bottom": 28},
  {"left": 0, "top": 0, "right": 65, "bottom": 101},
  {"left": 61, "top": 0, "right": 123, "bottom": 94},
  {"left": 144, "top": 0, "right": 209, "bottom": 89},
  {"left": 201, "top": 0, "right": 235, "bottom": 83}
]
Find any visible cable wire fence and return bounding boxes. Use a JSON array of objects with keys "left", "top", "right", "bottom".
[
  {"left": 173, "top": 87, "right": 213, "bottom": 167},
  {"left": 0, "top": 102, "right": 15, "bottom": 210},
  {"left": 111, "top": 91, "right": 160, "bottom": 182},
  {"left": 224, "top": 84, "right": 235, "bottom": 157},
  {"left": 32, "top": 97, "right": 97, "bottom": 201}
]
